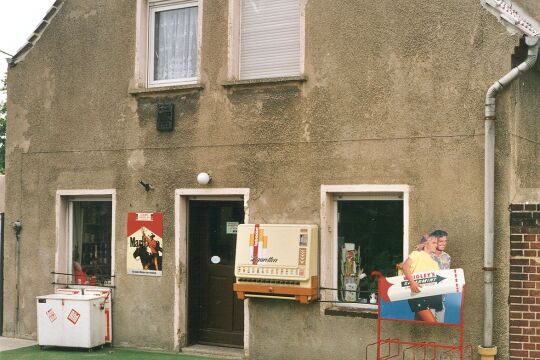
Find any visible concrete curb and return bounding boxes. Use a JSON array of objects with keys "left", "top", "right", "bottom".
[{"left": 0, "top": 337, "right": 37, "bottom": 352}]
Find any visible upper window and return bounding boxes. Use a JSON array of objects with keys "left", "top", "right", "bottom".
[
  {"left": 230, "top": 0, "right": 303, "bottom": 80},
  {"left": 148, "top": 0, "right": 199, "bottom": 86}
]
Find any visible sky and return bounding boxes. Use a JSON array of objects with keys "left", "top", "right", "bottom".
[{"left": 0, "top": 0, "right": 56, "bottom": 99}]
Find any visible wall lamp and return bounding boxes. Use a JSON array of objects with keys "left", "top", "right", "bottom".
[
  {"left": 197, "top": 172, "right": 211, "bottom": 185},
  {"left": 13, "top": 220, "right": 22, "bottom": 235}
]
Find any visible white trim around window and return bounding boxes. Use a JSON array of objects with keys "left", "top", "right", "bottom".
[
  {"left": 55, "top": 189, "right": 116, "bottom": 287},
  {"left": 228, "top": 0, "right": 306, "bottom": 80},
  {"left": 320, "top": 185, "right": 409, "bottom": 309},
  {"left": 147, "top": 0, "right": 202, "bottom": 87}
]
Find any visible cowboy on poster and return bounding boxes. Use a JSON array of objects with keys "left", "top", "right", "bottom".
[{"left": 127, "top": 212, "right": 163, "bottom": 276}]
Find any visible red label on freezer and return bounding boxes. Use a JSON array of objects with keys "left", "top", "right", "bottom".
[
  {"left": 46, "top": 309, "right": 57, "bottom": 323},
  {"left": 67, "top": 309, "right": 80, "bottom": 325},
  {"left": 105, "top": 309, "right": 110, "bottom": 342}
]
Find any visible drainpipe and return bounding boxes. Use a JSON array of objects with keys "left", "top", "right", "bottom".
[
  {"left": 479, "top": 36, "right": 539, "bottom": 360},
  {"left": 12, "top": 220, "right": 22, "bottom": 336}
]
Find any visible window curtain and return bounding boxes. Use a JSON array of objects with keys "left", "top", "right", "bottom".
[
  {"left": 154, "top": 6, "right": 198, "bottom": 81},
  {"left": 72, "top": 202, "right": 84, "bottom": 271}
]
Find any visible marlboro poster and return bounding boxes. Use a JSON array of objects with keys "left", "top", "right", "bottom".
[
  {"left": 378, "top": 268, "right": 465, "bottom": 324},
  {"left": 127, "top": 212, "right": 163, "bottom": 276}
]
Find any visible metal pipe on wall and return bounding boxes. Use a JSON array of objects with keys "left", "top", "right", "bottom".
[
  {"left": 15, "top": 232, "right": 19, "bottom": 335},
  {"left": 12, "top": 220, "right": 22, "bottom": 336},
  {"left": 481, "top": 37, "right": 539, "bottom": 357},
  {"left": 0, "top": 214, "right": 4, "bottom": 335}
]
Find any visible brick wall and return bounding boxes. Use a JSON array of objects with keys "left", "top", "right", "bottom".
[{"left": 509, "top": 204, "right": 540, "bottom": 360}]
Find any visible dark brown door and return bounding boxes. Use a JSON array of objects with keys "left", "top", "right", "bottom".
[{"left": 188, "top": 200, "right": 244, "bottom": 348}]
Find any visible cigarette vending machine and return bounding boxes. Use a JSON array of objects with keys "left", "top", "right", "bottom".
[{"left": 233, "top": 224, "right": 318, "bottom": 304}]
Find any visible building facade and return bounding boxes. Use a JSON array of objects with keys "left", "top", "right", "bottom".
[{"left": 5, "top": 0, "right": 540, "bottom": 359}]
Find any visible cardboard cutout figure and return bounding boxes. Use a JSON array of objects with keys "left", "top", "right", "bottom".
[{"left": 377, "top": 269, "right": 465, "bottom": 324}]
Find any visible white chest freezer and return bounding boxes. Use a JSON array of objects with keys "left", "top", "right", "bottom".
[
  {"left": 56, "top": 287, "right": 113, "bottom": 343},
  {"left": 84, "top": 288, "right": 112, "bottom": 343},
  {"left": 37, "top": 294, "right": 106, "bottom": 349}
]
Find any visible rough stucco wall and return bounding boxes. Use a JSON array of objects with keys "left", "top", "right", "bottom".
[
  {"left": 511, "top": 63, "right": 540, "bottom": 200},
  {"left": 4, "top": 0, "right": 537, "bottom": 358}
]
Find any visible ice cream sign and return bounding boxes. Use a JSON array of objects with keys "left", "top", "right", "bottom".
[
  {"left": 376, "top": 268, "right": 466, "bottom": 324},
  {"left": 401, "top": 273, "right": 446, "bottom": 287},
  {"left": 378, "top": 269, "right": 465, "bottom": 303}
]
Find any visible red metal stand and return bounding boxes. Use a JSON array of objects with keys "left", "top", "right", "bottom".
[{"left": 366, "top": 272, "right": 472, "bottom": 360}]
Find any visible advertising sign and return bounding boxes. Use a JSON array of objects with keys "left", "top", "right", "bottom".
[
  {"left": 127, "top": 212, "right": 163, "bottom": 276},
  {"left": 233, "top": 224, "right": 319, "bottom": 304},
  {"left": 378, "top": 268, "right": 465, "bottom": 324},
  {"left": 235, "top": 224, "right": 316, "bottom": 281}
]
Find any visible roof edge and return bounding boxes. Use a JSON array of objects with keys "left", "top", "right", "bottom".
[{"left": 8, "top": 0, "right": 65, "bottom": 67}]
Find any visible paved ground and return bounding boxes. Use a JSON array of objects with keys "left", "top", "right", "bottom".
[{"left": 0, "top": 337, "right": 37, "bottom": 352}]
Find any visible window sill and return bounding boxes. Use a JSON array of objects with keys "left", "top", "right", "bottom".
[
  {"left": 222, "top": 75, "right": 307, "bottom": 88},
  {"left": 324, "top": 306, "right": 378, "bottom": 319},
  {"left": 128, "top": 83, "right": 204, "bottom": 96}
]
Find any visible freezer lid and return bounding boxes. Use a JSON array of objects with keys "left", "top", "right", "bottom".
[{"left": 36, "top": 294, "right": 102, "bottom": 301}]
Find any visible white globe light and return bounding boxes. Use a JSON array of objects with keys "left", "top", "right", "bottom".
[{"left": 197, "top": 172, "right": 211, "bottom": 185}]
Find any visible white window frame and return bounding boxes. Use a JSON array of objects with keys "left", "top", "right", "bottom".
[
  {"left": 227, "top": 0, "right": 306, "bottom": 80},
  {"left": 55, "top": 190, "right": 116, "bottom": 288},
  {"left": 320, "top": 185, "right": 409, "bottom": 310},
  {"left": 135, "top": 0, "right": 202, "bottom": 88}
]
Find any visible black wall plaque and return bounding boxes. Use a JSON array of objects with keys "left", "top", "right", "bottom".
[{"left": 156, "top": 103, "right": 174, "bottom": 131}]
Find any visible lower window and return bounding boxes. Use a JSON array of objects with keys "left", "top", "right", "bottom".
[
  {"left": 69, "top": 200, "right": 112, "bottom": 285},
  {"left": 336, "top": 196, "right": 404, "bottom": 304}
]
